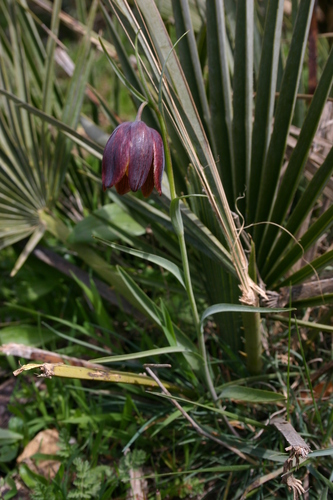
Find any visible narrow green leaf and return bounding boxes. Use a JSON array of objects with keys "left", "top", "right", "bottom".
[
  {"left": 295, "top": 319, "right": 323, "bottom": 432},
  {"left": 171, "top": 0, "right": 211, "bottom": 135},
  {"left": 151, "top": 392, "right": 266, "bottom": 428},
  {"left": 170, "top": 198, "right": 184, "bottom": 237},
  {"left": 278, "top": 249, "right": 333, "bottom": 287},
  {"left": 248, "top": 0, "right": 284, "bottom": 223},
  {"left": 308, "top": 465, "right": 333, "bottom": 493},
  {"left": 265, "top": 198, "right": 333, "bottom": 286},
  {"left": 232, "top": 0, "right": 253, "bottom": 207},
  {"left": 51, "top": 0, "right": 98, "bottom": 196},
  {"left": 206, "top": 0, "right": 234, "bottom": 203},
  {"left": 0, "top": 89, "right": 104, "bottom": 156},
  {"left": 254, "top": 0, "right": 315, "bottom": 251},
  {"left": 260, "top": 46, "right": 333, "bottom": 267},
  {"left": 42, "top": 322, "right": 110, "bottom": 354},
  {"left": 92, "top": 346, "right": 190, "bottom": 364},
  {"left": 309, "top": 448, "right": 333, "bottom": 458},
  {"left": 263, "top": 145, "right": 333, "bottom": 283},
  {"left": 159, "top": 299, "right": 177, "bottom": 346},
  {"left": 42, "top": 0, "right": 61, "bottom": 116},
  {"left": 114, "top": 192, "right": 235, "bottom": 274},
  {"left": 8, "top": 1, "right": 40, "bottom": 190},
  {"left": 80, "top": 116, "right": 110, "bottom": 145},
  {"left": 201, "top": 303, "right": 289, "bottom": 324},
  {"left": 96, "top": 239, "right": 185, "bottom": 288},
  {"left": 271, "top": 315, "right": 333, "bottom": 333},
  {"left": 5, "top": 303, "right": 119, "bottom": 349},
  {"left": 123, "top": 412, "right": 165, "bottom": 452},
  {"left": 116, "top": 266, "right": 202, "bottom": 375},
  {"left": 99, "top": 37, "right": 146, "bottom": 104},
  {"left": 146, "top": 465, "right": 251, "bottom": 475},
  {"left": 41, "top": 0, "right": 62, "bottom": 185},
  {"left": 220, "top": 385, "right": 285, "bottom": 403},
  {"left": 70, "top": 274, "right": 113, "bottom": 332}
]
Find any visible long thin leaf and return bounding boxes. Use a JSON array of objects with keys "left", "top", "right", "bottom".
[
  {"left": 10, "top": 225, "right": 45, "bottom": 277},
  {"left": 206, "top": 0, "right": 234, "bottom": 203},
  {"left": 0, "top": 89, "right": 104, "bottom": 156},
  {"left": 116, "top": 266, "right": 203, "bottom": 377},
  {"left": 50, "top": 0, "right": 98, "bottom": 197},
  {"left": 220, "top": 385, "right": 285, "bottom": 403},
  {"left": 254, "top": 0, "right": 315, "bottom": 253},
  {"left": 95, "top": 238, "right": 186, "bottom": 288},
  {"left": 232, "top": 0, "right": 253, "bottom": 207},
  {"left": 266, "top": 199, "right": 333, "bottom": 286},
  {"left": 260, "top": 46, "right": 333, "bottom": 269},
  {"left": 171, "top": 0, "right": 211, "bottom": 137},
  {"left": 13, "top": 362, "right": 180, "bottom": 391},
  {"left": 201, "top": 303, "right": 289, "bottom": 324},
  {"left": 278, "top": 249, "right": 333, "bottom": 287},
  {"left": 92, "top": 346, "right": 190, "bottom": 364},
  {"left": 265, "top": 155, "right": 333, "bottom": 286},
  {"left": 248, "top": 0, "right": 284, "bottom": 223}
]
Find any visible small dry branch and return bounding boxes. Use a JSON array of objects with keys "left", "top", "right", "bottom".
[{"left": 272, "top": 418, "right": 311, "bottom": 499}]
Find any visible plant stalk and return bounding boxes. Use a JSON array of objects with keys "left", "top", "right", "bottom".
[
  {"left": 242, "top": 311, "right": 262, "bottom": 374},
  {"left": 134, "top": 39, "right": 217, "bottom": 396},
  {"left": 155, "top": 109, "right": 217, "bottom": 401}
]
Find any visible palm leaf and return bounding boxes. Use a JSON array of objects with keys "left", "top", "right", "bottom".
[{"left": 0, "top": 0, "right": 98, "bottom": 274}]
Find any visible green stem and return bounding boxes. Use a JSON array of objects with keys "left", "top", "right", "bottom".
[
  {"left": 243, "top": 242, "right": 262, "bottom": 374},
  {"left": 242, "top": 312, "right": 262, "bottom": 374},
  {"left": 155, "top": 109, "right": 217, "bottom": 401},
  {"left": 134, "top": 31, "right": 216, "bottom": 398}
]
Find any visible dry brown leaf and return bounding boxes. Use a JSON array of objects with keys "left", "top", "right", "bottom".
[
  {"left": 17, "top": 429, "right": 61, "bottom": 480},
  {"left": 299, "top": 381, "right": 333, "bottom": 404}
]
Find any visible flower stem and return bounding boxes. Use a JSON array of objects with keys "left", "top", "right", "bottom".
[
  {"left": 135, "top": 101, "right": 147, "bottom": 121},
  {"left": 155, "top": 109, "right": 217, "bottom": 401}
]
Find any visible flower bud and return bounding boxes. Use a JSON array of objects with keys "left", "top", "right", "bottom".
[{"left": 102, "top": 105, "right": 165, "bottom": 197}]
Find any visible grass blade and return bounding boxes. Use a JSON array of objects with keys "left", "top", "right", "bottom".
[
  {"left": 92, "top": 346, "right": 191, "bottom": 364},
  {"left": 295, "top": 317, "right": 323, "bottom": 433}
]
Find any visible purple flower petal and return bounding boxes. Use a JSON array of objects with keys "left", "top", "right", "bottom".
[
  {"left": 127, "top": 122, "right": 153, "bottom": 192},
  {"left": 141, "top": 165, "right": 154, "bottom": 197},
  {"left": 151, "top": 129, "right": 165, "bottom": 195},
  {"left": 102, "top": 122, "right": 131, "bottom": 189},
  {"left": 115, "top": 174, "right": 131, "bottom": 195}
]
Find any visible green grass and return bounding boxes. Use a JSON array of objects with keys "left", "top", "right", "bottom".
[{"left": 1, "top": 246, "right": 333, "bottom": 498}]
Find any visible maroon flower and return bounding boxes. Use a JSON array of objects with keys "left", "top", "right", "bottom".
[{"left": 102, "top": 104, "right": 165, "bottom": 197}]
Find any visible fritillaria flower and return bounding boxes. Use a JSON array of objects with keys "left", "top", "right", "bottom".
[{"left": 102, "top": 103, "right": 165, "bottom": 197}]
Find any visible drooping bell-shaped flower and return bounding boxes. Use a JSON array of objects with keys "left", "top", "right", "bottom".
[{"left": 102, "top": 103, "right": 165, "bottom": 197}]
